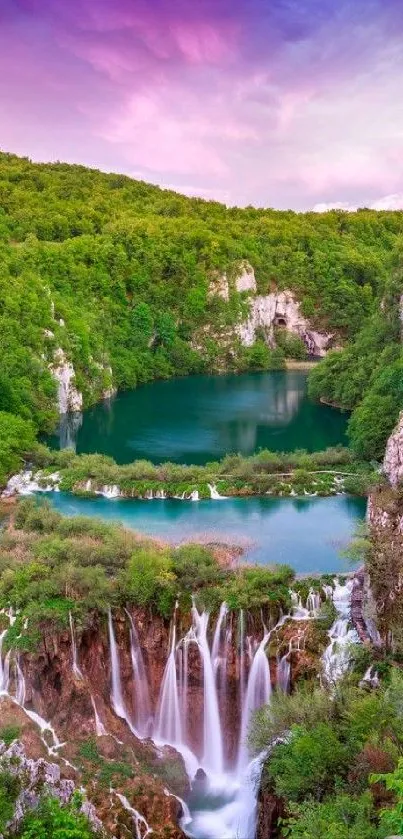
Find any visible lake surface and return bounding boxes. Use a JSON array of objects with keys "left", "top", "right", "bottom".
[
  {"left": 48, "top": 493, "right": 366, "bottom": 574},
  {"left": 48, "top": 371, "right": 348, "bottom": 465}
]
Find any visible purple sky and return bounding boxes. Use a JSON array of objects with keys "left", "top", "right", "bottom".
[{"left": 1, "top": 0, "right": 403, "bottom": 209}]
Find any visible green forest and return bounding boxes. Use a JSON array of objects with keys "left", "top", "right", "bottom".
[{"left": 0, "top": 151, "right": 402, "bottom": 482}]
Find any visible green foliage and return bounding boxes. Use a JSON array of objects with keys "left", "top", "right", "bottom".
[
  {"left": 0, "top": 769, "right": 20, "bottom": 832},
  {"left": 275, "top": 329, "right": 308, "bottom": 360},
  {"left": 0, "top": 412, "right": 37, "bottom": 485},
  {"left": 309, "top": 268, "right": 403, "bottom": 459},
  {"left": 1, "top": 152, "right": 403, "bottom": 477},
  {"left": 372, "top": 758, "right": 403, "bottom": 836},
  {"left": 267, "top": 723, "right": 347, "bottom": 801},
  {"left": 283, "top": 793, "right": 377, "bottom": 839},
  {"left": 16, "top": 793, "right": 99, "bottom": 838},
  {"left": 0, "top": 725, "right": 21, "bottom": 747}
]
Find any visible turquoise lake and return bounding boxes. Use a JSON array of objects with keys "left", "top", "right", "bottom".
[
  {"left": 48, "top": 493, "right": 366, "bottom": 575},
  {"left": 47, "top": 370, "right": 348, "bottom": 465}
]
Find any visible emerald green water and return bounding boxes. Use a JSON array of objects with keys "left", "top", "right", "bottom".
[
  {"left": 48, "top": 371, "right": 348, "bottom": 464},
  {"left": 48, "top": 493, "right": 365, "bottom": 575}
]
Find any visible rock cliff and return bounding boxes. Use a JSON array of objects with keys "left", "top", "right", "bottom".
[{"left": 383, "top": 411, "right": 403, "bottom": 488}]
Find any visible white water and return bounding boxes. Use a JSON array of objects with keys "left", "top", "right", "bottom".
[
  {"left": 192, "top": 605, "right": 224, "bottom": 775},
  {"left": 208, "top": 483, "right": 227, "bottom": 500},
  {"left": 115, "top": 792, "right": 152, "bottom": 838},
  {"left": 125, "top": 609, "right": 152, "bottom": 737},
  {"left": 108, "top": 608, "right": 139, "bottom": 735},
  {"left": 277, "top": 652, "right": 291, "bottom": 694},
  {"left": 238, "top": 630, "right": 271, "bottom": 771},
  {"left": 91, "top": 696, "right": 108, "bottom": 737},
  {"left": 156, "top": 613, "right": 183, "bottom": 745},
  {"left": 69, "top": 612, "right": 84, "bottom": 679},
  {"left": 322, "top": 578, "right": 359, "bottom": 683}
]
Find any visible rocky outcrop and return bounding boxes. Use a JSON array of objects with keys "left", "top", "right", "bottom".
[
  {"left": 238, "top": 289, "right": 334, "bottom": 357},
  {"left": 383, "top": 412, "right": 403, "bottom": 488},
  {"left": 0, "top": 739, "right": 103, "bottom": 836},
  {"left": 49, "top": 348, "right": 83, "bottom": 414},
  {"left": 255, "top": 785, "right": 285, "bottom": 839},
  {"left": 208, "top": 260, "right": 256, "bottom": 301}
]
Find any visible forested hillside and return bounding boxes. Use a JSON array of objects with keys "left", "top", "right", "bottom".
[{"left": 0, "top": 150, "right": 403, "bottom": 478}]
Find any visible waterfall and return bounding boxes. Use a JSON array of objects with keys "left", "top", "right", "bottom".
[
  {"left": 277, "top": 652, "right": 291, "bottom": 694},
  {"left": 211, "top": 602, "right": 228, "bottom": 679},
  {"left": 0, "top": 649, "right": 11, "bottom": 695},
  {"left": 322, "top": 579, "right": 359, "bottom": 683},
  {"left": 125, "top": 609, "right": 152, "bottom": 737},
  {"left": 189, "top": 490, "right": 199, "bottom": 501},
  {"left": 115, "top": 792, "right": 152, "bottom": 838},
  {"left": 239, "top": 609, "right": 246, "bottom": 708},
  {"left": 108, "top": 609, "right": 138, "bottom": 735},
  {"left": 0, "top": 630, "right": 8, "bottom": 693},
  {"left": 306, "top": 589, "right": 321, "bottom": 615},
  {"left": 156, "top": 614, "right": 182, "bottom": 746},
  {"left": 207, "top": 484, "right": 227, "bottom": 500},
  {"left": 238, "top": 630, "right": 271, "bottom": 770},
  {"left": 180, "top": 639, "right": 189, "bottom": 744},
  {"left": 192, "top": 605, "right": 224, "bottom": 775},
  {"left": 91, "top": 696, "right": 108, "bottom": 737},
  {"left": 15, "top": 656, "right": 26, "bottom": 706},
  {"left": 69, "top": 612, "right": 83, "bottom": 679}
]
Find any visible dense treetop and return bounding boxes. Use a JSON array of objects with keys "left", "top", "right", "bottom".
[{"left": 0, "top": 151, "right": 402, "bottom": 466}]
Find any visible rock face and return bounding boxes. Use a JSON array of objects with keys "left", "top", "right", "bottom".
[
  {"left": 50, "top": 348, "right": 83, "bottom": 414},
  {"left": 0, "top": 739, "right": 103, "bottom": 837},
  {"left": 208, "top": 260, "right": 256, "bottom": 301},
  {"left": 383, "top": 412, "right": 403, "bottom": 487},
  {"left": 238, "top": 289, "right": 334, "bottom": 357}
]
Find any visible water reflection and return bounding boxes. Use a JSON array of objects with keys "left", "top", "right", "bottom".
[{"left": 47, "top": 371, "right": 347, "bottom": 465}]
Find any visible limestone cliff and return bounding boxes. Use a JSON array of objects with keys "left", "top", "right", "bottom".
[
  {"left": 383, "top": 411, "right": 403, "bottom": 488},
  {"left": 208, "top": 261, "right": 334, "bottom": 358}
]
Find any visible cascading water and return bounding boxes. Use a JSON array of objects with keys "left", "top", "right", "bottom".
[
  {"left": 69, "top": 612, "right": 83, "bottom": 679},
  {"left": 108, "top": 608, "right": 138, "bottom": 735},
  {"left": 277, "top": 651, "right": 291, "bottom": 694},
  {"left": 156, "top": 611, "right": 182, "bottom": 746},
  {"left": 238, "top": 629, "right": 271, "bottom": 771},
  {"left": 191, "top": 605, "right": 224, "bottom": 776},
  {"left": 322, "top": 578, "right": 359, "bottom": 683},
  {"left": 125, "top": 609, "right": 152, "bottom": 737}
]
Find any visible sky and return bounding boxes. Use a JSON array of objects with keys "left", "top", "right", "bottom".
[{"left": 1, "top": 0, "right": 403, "bottom": 209}]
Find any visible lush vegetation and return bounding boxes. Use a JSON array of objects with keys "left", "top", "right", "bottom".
[
  {"left": 1, "top": 151, "right": 403, "bottom": 475},
  {"left": 0, "top": 498, "right": 294, "bottom": 645},
  {"left": 309, "top": 265, "right": 403, "bottom": 459},
  {"left": 32, "top": 443, "right": 377, "bottom": 499},
  {"left": 251, "top": 670, "right": 403, "bottom": 838}
]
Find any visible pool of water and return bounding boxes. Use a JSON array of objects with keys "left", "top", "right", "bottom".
[
  {"left": 47, "top": 371, "right": 348, "bottom": 465},
  {"left": 47, "top": 493, "right": 366, "bottom": 575}
]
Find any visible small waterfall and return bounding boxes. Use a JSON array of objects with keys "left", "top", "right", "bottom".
[
  {"left": 239, "top": 609, "right": 246, "bottom": 708},
  {"left": 156, "top": 613, "right": 182, "bottom": 746},
  {"left": 115, "top": 792, "right": 152, "bottom": 838},
  {"left": 207, "top": 484, "right": 227, "bottom": 500},
  {"left": 0, "top": 649, "right": 11, "bottom": 694},
  {"left": 238, "top": 630, "right": 271, "bottom": 770},
  {"left": 69, "top": 612, "right": 83, "bottom": 679},
  {"left": 211, "top": 602, "right": 228, "bottom": 677},
  {"left": 277, "top": 652, "right": 291, "bottom": 694},
  {"left": 91, "top": 696, "right": 108, "bottom": 737},
  {"left": 192, "top": 605, "right": 224, "bottom": 775},
  {"left": 125, "top": 609, "right": 152, "bottom": 737},
  {"left": 15, "top": 656, "right": 26, "bottom": 706},
  {"left": 108, "top": 609, "right": 137, "bottom": 734},
  {"left": 0, "top": 630, "right": 8, "bottom": 693},
  {"left": 322, "top": 579, "right": 359, "bottom": 683},
  {"left": 180, "top": 638, "right": 190, "bottom": 744},
  {"left": 306, "top": 589, "right": 321, "bottom": 615},
  {"left": 189, "top": 490, "right": 199, "bottom": 501}
]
